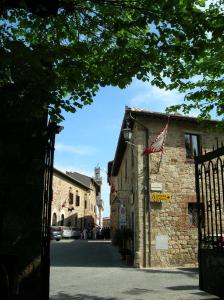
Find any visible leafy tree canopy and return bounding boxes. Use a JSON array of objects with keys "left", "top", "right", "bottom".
[{"left": 0, "top": 0, "right": 223, "bottom": 122}]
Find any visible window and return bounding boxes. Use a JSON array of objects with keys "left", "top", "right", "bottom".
[
  {"left": 68, "top": 192, "right": 74, "bottom": 205},
  {"left": 188, "top": 203, "right": 198, "bottom": 226},
  {"left": 184, "top": 133, "right": 200, "bottom": 158},
  {"left": 76, "top": 195, "right": 80, "bottom": 206},
  {"left": 84, "top": 200, "right": 87, "bottom": 209}
]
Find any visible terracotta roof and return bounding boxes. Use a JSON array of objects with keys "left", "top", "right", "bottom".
[
  {"left": 66, "top": 171, "right": 100, "bottom": 192},
  {"left": 54, "top": 168, "right": 90, "bottom": 190}
]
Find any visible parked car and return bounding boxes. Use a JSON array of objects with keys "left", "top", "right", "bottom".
[
  {"left": 62, "top": 227, "right": 81, "bottom": 239},
  {"left": 72, "top": 228, "right": 81, "bottom": 239},
  {"left": 50, "top": 226, "right": 62, "bottom": 241},
  {"left": 62, "top": 226, "right": 74, "bottom": 239}
]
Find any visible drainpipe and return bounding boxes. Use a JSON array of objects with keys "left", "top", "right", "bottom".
[{"left": 129, "top": 113, "right": 151, "bottom": 267}]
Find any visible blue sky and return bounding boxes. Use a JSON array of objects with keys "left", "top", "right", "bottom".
[{"left": 54, "top": 79, "right": 187, "bottom": 217}]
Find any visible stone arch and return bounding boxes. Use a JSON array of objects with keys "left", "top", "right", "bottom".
[
  {"left": 60, "top": 214, "right": 64, "bottom": 226},
  {"left": 52, "top": 212, "right": 57, "bottom": 226}
]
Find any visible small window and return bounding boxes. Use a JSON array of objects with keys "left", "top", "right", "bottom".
[
  {"left": 84, "top": 200, "right": 87, "bottom": 209},
  {"left": 185, "top": 133, "right": 200, "bottom": 158},
  {"left": 76, "top": 195, "right": 80, "bottom": 206},
  {"left": 188, "top": 203, "right": 198, "bottom": 226},
  {"left": 69, "top": 192, "right": 74, "bottom": 205}
]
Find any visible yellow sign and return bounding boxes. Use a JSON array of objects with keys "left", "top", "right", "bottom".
[{"left": 151, "top": 192, "right": 172, "bottom": 202}]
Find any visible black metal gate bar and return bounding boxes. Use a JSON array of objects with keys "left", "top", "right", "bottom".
[
  {"left": 41, "top": 122, "right": 62, "bottom": 300},
  {"left": 195, "top": 146, "right": 224, "bottom": 250},
  {"left": 217, "top": 158, "right": 223, "bottom": 241},
  {"left": 195, "top": 144, "right": 224, "bottom": 298}
]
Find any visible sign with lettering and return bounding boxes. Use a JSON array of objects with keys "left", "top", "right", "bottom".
[
  {"left": 151, "top": 192, "right": 172, "bottom": 202},
  {"left": 150, "top": 182, "right": 162, "bottom": 191},
  {"left": 119, "top": 205, "right": 126, "bottom": 226}
]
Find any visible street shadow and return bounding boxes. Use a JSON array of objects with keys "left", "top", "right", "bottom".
[
  {"left": 122, "top": 288, "right": 154, "bottom": 295},
  {"left": 131, "top": 267, "right": 198, "bottom": 279},
  {"left": 50, "top": 240, "right": 129, "bottom": 268},
  {"left": 167, "top": 285, "right": 198, "bottom": 290},
  {"left": 50, "top": 292, "right": 118, "bottom": 300},
  {"left": 166, "top": 285, "right": 220, "bottom": 299}
]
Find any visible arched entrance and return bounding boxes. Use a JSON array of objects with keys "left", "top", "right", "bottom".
[
  {"left": 60, "top": 214, "right": 64, "bottom": 226},
  {"left": 52, "top": 213, "right": 57, "bottom": 226}
]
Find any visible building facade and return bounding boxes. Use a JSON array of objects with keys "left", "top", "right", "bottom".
[
  {"left": 52, "top": 168, "right": 101, "bottom": 229},
  {"left": 108, "top": 107, "right": 223, "bottom": 268},
  {"left": 102, "top": 217, "right": 111, "bottom": 228},
  {"left": 94, "top": 167, "right": 104, "bottom": 227}
]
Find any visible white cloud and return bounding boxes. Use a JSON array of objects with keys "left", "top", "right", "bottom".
[
  {"left": 128, "top": 80, "right": 184, "bottom": 109},
  {"left": 55, "top": 143, "right": 97, "bottom": 156}
]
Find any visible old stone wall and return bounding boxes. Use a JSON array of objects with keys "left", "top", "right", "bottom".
[
  {"left": 110, "top": 112, "right": 223, "bottom": 268},
  {"left": 147, "top": 118, "right": 223, "bottom": 267},
  {"left": 116, "top": 124, "right": 149, "bottom": 268},
  {"left": 52, "top": 172, "right": 97, "bottom": 228}
]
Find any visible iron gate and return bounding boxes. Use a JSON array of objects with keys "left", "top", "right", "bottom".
[
  {"left": 195, "top": 144, "right": 224, "bottom": 298},
  {"left": 41, "top": 122, "right": 62, "bottom": 300}
]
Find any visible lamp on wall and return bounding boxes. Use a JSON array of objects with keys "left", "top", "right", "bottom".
[{"left": 122, "top": 120, "right": 132, "bottom": 142}]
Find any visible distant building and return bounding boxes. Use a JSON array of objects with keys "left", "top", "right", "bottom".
[
  {"left": 102, "top": 217, "right": 111, "bottom": 228},
  {"left": 94, "top": 167, "right": 104, "bottom": 227},
  {"left": 108, "top": 107, "right": 223, "bottom": 268},
  {"left": 52, "top": 168, "right": 101, "bottom": 229}
]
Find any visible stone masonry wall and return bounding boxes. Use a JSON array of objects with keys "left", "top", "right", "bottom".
[
  {"left": 111, "top": 112, "right": 223, "bottom": 269},
  {"left": 146, "top": 118, "right": 223, "bottom": 267},
  {"left": 52, "top": 172, "right": 97, "bottom": 228}
]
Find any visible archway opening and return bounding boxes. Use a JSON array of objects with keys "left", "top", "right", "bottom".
[
  {"left": 52, "top": 213, "right": 57, "bottom": 226},
  {"left": 60, "top": 214, "right": 64, "bottom": 226}
]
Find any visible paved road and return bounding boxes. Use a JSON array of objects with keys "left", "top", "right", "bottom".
[{"left": 50, "top": 239, "right": 220, "bottom": 300}]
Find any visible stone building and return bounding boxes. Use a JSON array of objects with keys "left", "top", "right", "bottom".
[
  {"left": 108, "top": 107, "right": 223, "bottom": 268},
  {"left": 102, "top": 217, "right": 111, "bottom": 228},
  {"left": 52, "top": 168, "right": 101, "bottom": 229},
  {"left": 94, "top": 167, "right": 104, "bottom": 227}
]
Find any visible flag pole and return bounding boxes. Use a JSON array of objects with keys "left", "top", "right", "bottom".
[{"left": 156, "top": 115, "right": 170, "bottom": 171}]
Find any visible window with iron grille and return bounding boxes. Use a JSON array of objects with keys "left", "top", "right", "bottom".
[
  {"left": 76, "top": 195, "right": 80, "bottom": 206},
  {"left": 184, "top": 133, "right": 200, "bottom": 158},
  {"left": 188, "top": 203, "right": 198, "bottom": 226},
  {"left": 68, "top": 192, "right": 73, "bottom": 205}
]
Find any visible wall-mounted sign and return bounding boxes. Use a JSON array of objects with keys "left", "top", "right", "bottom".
[
  {"left": 150, "top": 182, "right": 162, "bottom": 191},
  {"left": 155, "top": 235, "right": 169, "bottom": 250},
  {"left": 151, "top": 192, "right": 172, "bottom": 202},
  {"left": 119, "top": 205, "right": 126, "bottom": 226}
]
